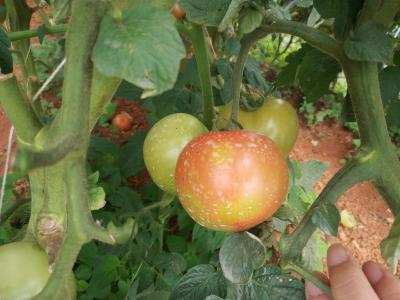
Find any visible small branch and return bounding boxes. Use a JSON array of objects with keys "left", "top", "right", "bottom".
[
  {"left": 8, "top": 24, "right": 69, "bottom": 41},
  {"left": 286, "top": 262, "right": 332, "bottom": 298},
  {"left": 14, "top": 135, "right": 79, "bottom": 172},
  {"left": 0, "top": 198, "right": 30, "bottom": 226},
  {"left": 231, "top": 28, "right": 270, "bottom": 122},
  {"left": 0, "top": 75, "right": 42, "bottom": 142},
  {"left": 261, "top": 19, "right": 345, "bottom": 63},
  {"left": 280, "top": 157, "right": 375, "bottom": 264},
  {"left": 181, "top": 23, "right": 215, "bottom": 129}
]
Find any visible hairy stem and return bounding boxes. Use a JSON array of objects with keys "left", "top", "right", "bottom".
[
  {"left": 184, "top": 23, "right": 215, "bottom": 129},
  {"left": 231, "top": 28, "right": 270, "bottom": 122},
  {"left": 8, "top": 24, "right": 69, "bottom": 41},
  {"left": 0, "top": 75, "right": 41, "bottom": 142},
  {"left": 358, "top": 0, "right": 400, "bottom": 28},
  {"left": 280, "top": 158, "right": 375, "bottom": 263}
]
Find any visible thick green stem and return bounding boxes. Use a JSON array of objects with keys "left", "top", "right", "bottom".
[
  {"left": 231, "top": 28, "right": 270, "bottom": 122},
  {"left": 0, "top": 75, "right": 41, "bottom": 142},
  {"left": 8, "top": 24, "right": 69, "bottom": 41},
  {"left": 184, "top": 23, "right": 215, "bottom": 129},
  {"left": 343, "top": 62, "right": 393, "bottom": 149},
  {"left": 280, "top": 158, "right": 375, "bottom": 263},
  {"left": 262, "top": 19, "right": 345, "bottom": 62}
]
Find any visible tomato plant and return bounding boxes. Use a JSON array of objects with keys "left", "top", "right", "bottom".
[
  {"left": 112, "top": 112, "right": 133, "bottom": 131},
  {"left": 144, "top": 113, "right": 208, "bottom": 194},
  {"left": 0, "top": 0, "right": 399, "bottom": 299},
  {"left": 219, "top": 97, "right": 299, "bottom": 156},
  {"left": 0, "top": 242, "right": 75, "bottom": 300},
  {"left": 176, "top": 130, "right": 288, "bottom": 232}
]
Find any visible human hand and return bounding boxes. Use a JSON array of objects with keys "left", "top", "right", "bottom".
[{"left": 305, "top": 244, "right": 400, "bottom": 300}]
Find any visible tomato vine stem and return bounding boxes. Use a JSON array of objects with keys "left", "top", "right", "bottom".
[
  {"left": 8, "top": 24, "right": 69, "bottom": 41},
  {"left": 178, "top": 23, "right": 215, "bottom": 129}
]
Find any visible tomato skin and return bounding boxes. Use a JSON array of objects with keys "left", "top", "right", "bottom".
[
  {"left": 112, "top": 112, "right": 133, "bottom": 131},
  {"left": 175, "top": 130, "right": 288, "bottom": 232},
  {"left": 171, "top": 2, "right": 185, "bottom": 20},
  {"left": 219, "top": 97, "right": 299, "bottom": 156},
  {"left": 0, "top": 241, "right": 76, "bottom": 300},
  {"left": 143, "top": 113, "right": 208, "bottom": 194}
]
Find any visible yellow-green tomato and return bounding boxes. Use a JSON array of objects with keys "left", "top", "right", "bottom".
[
  {"left": 0, "top": 241, "right": 76, "bottom": 300},
  {"left": 219, "top": 97, "right": 299, "bottom": 156},
  {"left": 143, "top": 113, "right": 208, "bottom": 194}
]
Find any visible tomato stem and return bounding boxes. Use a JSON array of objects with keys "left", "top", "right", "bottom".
[
  {"left": 0, "top": 75, "right": 42, "bottom": 142},
  {"left": 285, "top": 262, "right": 332, "bottom": 298},
  {"left": 8, "top": 24, "right": 69, "bottom": 41},
  {"left": 180, "top": 23, "right": 215, "bottom": 129}
]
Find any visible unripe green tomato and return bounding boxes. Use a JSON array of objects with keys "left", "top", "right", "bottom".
[
  {"left": 143, "top": 113, "right": 208, "bottom": 194},
  {"left": 219, "top": 97, "right": 299, "bottom": 156},
  {"left": 0, "top": 241, "right": 76, "bottom": 300}
]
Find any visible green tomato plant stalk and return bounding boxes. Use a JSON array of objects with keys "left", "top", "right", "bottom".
[{"left": 0, "top": 0, "right": 128, "bottom": 298}]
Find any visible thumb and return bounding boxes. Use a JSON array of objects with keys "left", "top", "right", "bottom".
[{"left": 327, "top": 244, "right": 378, "bottom": 300}]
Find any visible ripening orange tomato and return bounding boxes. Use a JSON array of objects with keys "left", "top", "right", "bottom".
[
  {"left": 112, "top": 112, "right": 133, "bottom": 131},
  {"left": 175, "top": 130, "right": 288, "bottom": 232},
  {"left": 171, "top": 2, "right": 185, "bottom": 20}
]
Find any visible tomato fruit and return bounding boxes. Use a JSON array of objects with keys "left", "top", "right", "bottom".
[
  {"left": 171, "top": 2, "right": 185, "bottom": 20},
  {"left": 144, "top": 113, "right": 208, "bottom": 194},
  {"left": 112, "top": 112, "right": 133, "bottom": 131},
  {"left": 219, "top": 97, "right": 299, "bottom": 156},
  {"left": 0, "top": 241, "right": 76, "bottom": 300},
  {"left": 175, "top": 130, "right": 288, "bottom": 232}
]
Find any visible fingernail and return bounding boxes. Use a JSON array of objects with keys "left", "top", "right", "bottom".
[
  {"left": 364, "top": 262, "right": 384, "bottom": 284},
  {"left": 305, "top": 281, "right": 324, "bottom": 297},
  {"left": 328, "top": 244, "right": 349, "bottom": 267}
]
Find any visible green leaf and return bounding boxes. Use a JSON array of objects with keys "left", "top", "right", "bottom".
[
  {"left": 49, "top": 0, "right": 71, "bottom": 23},
  {"left": 311, "top": 202, "right": 340, "bottom": 236},
  {"left": 165, "top": 235, "right": 188, "bottom": 253},
  {"left": 379, "top": 66, "right": 400, "bottom": 105},
  {"left": 238, "top": 8, "right": 263, "bottom": 37},
  {"left": 297, "top": 49, "right": 341, "bottom": 101},
  {"left": 88, "top": 186, "right": 106, "bottom": 210},
  {"left": 219, "top": 232, "right": 266, "bottom": 284},
  {"left": 153, "top": 252, "right": 187, "bottom": 274},
  {"left": 169, "top": 264, "right": 227, "bottom": 300},
  {"left": 302, "top": 231, "right": 329, "bottom": 272},
  {"left": 212, "top": 59, "right": 233, "bottom": 106},
  {"left": 218, "top": 0, "right": 249, "bottom": 32},
  {"left": 119, "top": 132, "right": 147, "bottom": 177},
  {"left": 381, "top": 216, "right": 400, "bottom": 272},
  {"left": 313, "top": 0, "right": 340, "bottom": 18},
  {"left": 344, "top": 21, "right": 393, "bottom": 63},
  {"left": 297, "top": 161, "right": 328, "bottom": 193},
  {"left": 333, "top": 0, "right": 362, "bottom": 41},
  {"left": 0, "top": 28, "right": 13, "bottom": 74},
  {"left": 180, "top": 0, "right": 231, "bottom": 27},
  {"left": 230, "top": 265, "right": 305, "bottom": 300},
  {"left": 86, "top": 255, "right": 120, "bottom": 298},
  {"left": 93, "top": 5, "right": 185, "bottom": 98},
  {"left": 386, "top": 100, "right": 400, "bottom": 127},
  {"left": 192, "top": 224, "right": 227, "bottom": 253}
]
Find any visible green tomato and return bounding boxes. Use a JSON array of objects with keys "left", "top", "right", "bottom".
[
  {"left": 219, "top": 97, "right": 299, "bottom": 156},
  {"left": 0, "top": 241, "right": 76, "bottom": 300},
  {"left": 144, "top": 113, "right": 208, "bottom": 194}
]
